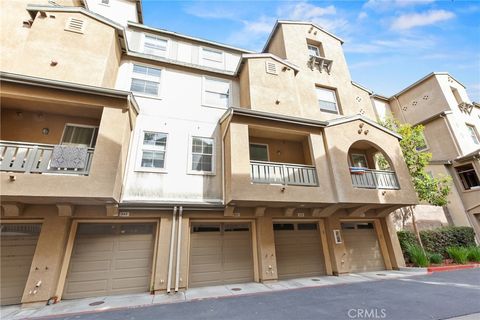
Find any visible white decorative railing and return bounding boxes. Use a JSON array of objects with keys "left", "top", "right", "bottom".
[
  {"left": 350, "top": 168, "right": 400, "bottom": 190},
  {"left": 308, "top": 55, "right": 333, "bottom": 74},
  {"left": 250, "top": 161, "right": 318, "bottom": 186},
  {"left": 0, "top": 141, "right": 94, "bottom": 175}
]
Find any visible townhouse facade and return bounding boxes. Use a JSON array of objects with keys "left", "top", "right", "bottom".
[
  {"left": 370, "top": 74, "right": 480, "bottom": 241},
  {"left": 1, "top": 0, "right": 426, "bottom": 306}
]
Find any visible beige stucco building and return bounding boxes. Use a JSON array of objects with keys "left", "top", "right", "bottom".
[
  {"left": 0, "top": 1, "right": 424, "bottom": 306},
  {"left": 371, "top": 73, "right": 480, "bottom": 241}
]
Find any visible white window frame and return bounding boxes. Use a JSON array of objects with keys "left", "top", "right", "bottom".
[
  {"left": 141, "top": 33, "right": 169, "bottom": 58},
  {"left": 316, "top": 86, "right": 339, "bottom": 114},
  {"left": 188, "top": 135, "right": 216, "bottom": 175},
  {"left": 200, "top": 47, "right": 225, "bottom": 69},
  {"left": 129, "top": 63, "right": 162, "bottom": 98},
  {"left": 60, "top": 123, "right": 99, "bottom": 148},
  {"left": 307, "top": 44, "right": 320, "bottom": 57},
  {"left": 350, "top": 153, "right": 368, "bottom": 168},
  {"left": 201, "top": 76, "right": 231, "bottom": 109},
  {"left": 466, "top": 123, "right": 480, "bottom": 145},
  {"left": 249, "top": 143, "right": 270, "bottom": 162},
  {"left": 135, "top": 130, "right": 168, "bottom": 173}
]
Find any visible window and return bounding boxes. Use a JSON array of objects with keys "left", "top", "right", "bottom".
[
  {"left": 191, "top": 137, "right": 214, "bottom": 173},
  {"left": 61, "top": 124, "right": 98, "bottom": 148},
  {"left": 466, "top": 124, "right": 479, "bottom": 145},
  {"left": 139, "top": 132, "right": 167, "bottom": 169},
  {"left": 308, "top": 45, "right": 320, "bottom": 57},
  {"left": 203, "top": 77, "right": 230, "bottom": 108},
  {"left": 456, "top": 164, "right": 480, "bottom": 190},
  {"left": 249, "top": 143, "right": 269, "bottom": 161},
  {"left": 143, "top": 34, "right": 167, "bottom": 57},
  {"left": 316, "top": 87, "right": 339, "bottom": 113},
  {"left": 130, "top": 64, "right": 161, "bottom": 96},
  {"left": 201, "top": 47, "right": 224, "bottom": 68},
  {"left": 451, "top": 87, "right": 462, "bottom": 104},
  {"left": 351, "top": 153, "right": 368, "bottom": 168},
  {"left": 416, "top": 132, "right": 428, "bottom": 151}
]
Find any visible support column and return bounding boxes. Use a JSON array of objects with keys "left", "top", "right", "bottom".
[
  {"left": 324, "top": 216, "right": 348, "bottom": 275},
  {"left": 153, "top": 216, "right": 173, "bottom": 291},
  {"left": 381, "top": 215, "right": 406, "bottom": 269},
  {"left": 21, "top": 216, "right": 71, "bottom": 304},
  {"left": 256, "top": 216, "right": 278, "bottom": 282}
]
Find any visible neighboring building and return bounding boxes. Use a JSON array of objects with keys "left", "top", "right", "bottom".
[
  {"left": 371, "top": 73, "right": 480, "bottom": 241},
  {"left": 1, "top": 1, "right": 419, "bottom": 306}
]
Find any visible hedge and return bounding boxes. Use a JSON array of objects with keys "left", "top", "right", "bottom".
[{"left": 397, "top": 226, "right": 476, "bottom": 260}]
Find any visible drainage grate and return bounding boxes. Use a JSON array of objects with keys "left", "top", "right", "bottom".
[
  {"left": 89, "top": 301, "right": 105, "bottom": 306},
  {"left": 311, "top": 278, "right": 321, "bottom": 282},
  {"left": 230, "top": 288, "right": 242, "bottom": 291}
]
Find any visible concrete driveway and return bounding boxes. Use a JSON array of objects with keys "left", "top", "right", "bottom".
[{"left": 3, "top": 269, "right": 480, "bottom": 320}]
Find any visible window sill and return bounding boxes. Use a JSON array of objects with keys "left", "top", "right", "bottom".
[
  {"left": 187, "top": 170, "right": 216, "bottom": 176},
  {"left": 201, "top": 103, "right": 229, "bottom": 110},
  {"left": 463, "top": 186, "right": 480, "bottom": 192},
  {"left": 134, "top": 167, "right": 168, "bottom": 173},
  {"left": 320, "top": 108, "right": 340, "bottom": 115},
  {"left": 132, "top": 92, "right": 163, "bottom": 100}
]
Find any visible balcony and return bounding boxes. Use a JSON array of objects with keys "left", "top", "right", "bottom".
[
  {"left": 308, "top": 55, "right": 333, "bottom": 74},
  {"left": 350, "top": 168, "right": 399, "bottom": 190},
  {"left": 250, "top": 160, "right": 318, "bottom": 186},
  {"left": 0, "top": 141, "right": 94, "bottom": 175}
]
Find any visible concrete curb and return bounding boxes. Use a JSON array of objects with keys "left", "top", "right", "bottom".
[
  {"left": 398, "top": 266, "right": 428, "bottom": 273},
  {"left": 427, "top": 263, "right": 480, "bottom": 273}
]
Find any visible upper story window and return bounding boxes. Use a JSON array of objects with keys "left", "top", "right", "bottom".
[
  {"left": 308, "top": 45, "right": 321, "bottom": 57},
  {"left": 455, "top": 164, "right": 480, "bottom": 190},
  {"left": 350, "top": 153, "right": 368, "bottom": 168},
  {"left": 190, "top": 137, "right": 214, "bottom": 173},
  {"left": 130, "top": 64, "right": 161, "bottom": 96},
  {"left": 202, "top": 77, "right": 230, "bottom": 108},
  {"left": 61, "top": 124, "right": 98, "bottom": 148},
  {"left": 451, "top": 87, "right": 462, "bottom": 104},
  {"left": 200, "top": 47, "right": 224, "bottom": 69},
  {"left": 466, "top": 124, "right": 480, "bottom": 145},
  {"left": 249, "top": 143, "right": 269, "bottom": 161},
  {"left": 143, "top": 34, "right": 168, "bottom": 57},
  {"left": 316, "top": 87, "right": 339, "bottom": 114},
  {"left": 416, "top": 132, "right": 429, "bottom": 151},
  {"left": 139, "top": 131, "right": 167, "bottom": 170}
]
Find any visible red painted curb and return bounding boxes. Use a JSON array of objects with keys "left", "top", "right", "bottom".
[{"left": 427, "top": 264, "right": 480, "bottom": 273}]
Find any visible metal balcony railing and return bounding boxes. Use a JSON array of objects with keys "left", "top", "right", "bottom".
[
  {"left": 0, "top": 140, "right": 94, "bottom": 175},
  {"left": 250, "top": 160, "right": 318, "bottom": 186},
  {"left": 350, "top": 167, "right": 400, "bottom": 190}
]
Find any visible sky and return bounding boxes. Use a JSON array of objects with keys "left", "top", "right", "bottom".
[{"left": 142, "top": 0, "right": 480, "bottom": 100}]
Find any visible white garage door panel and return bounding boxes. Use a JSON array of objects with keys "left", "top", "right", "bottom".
[
  {"left": 274, "top": 224, "right": 326, "bottom": 279},
  {"left": 63, "top": 224, "right": 154, "bottom": 300},
  {"left": 189, "top": 224, "right": 253, "bottom": 287},
  {"left": 342, "top": 223, "right": 385, "bottom": 273},
  {"left": 1, "top": 224, "right": 41, "bottom": 306}
]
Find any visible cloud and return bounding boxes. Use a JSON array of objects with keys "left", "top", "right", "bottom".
[
  {"left": 364, "top": 0, "right": 435, "bottom": 11},
  {"left": 391, "top": 10, "right": 455, "bottom": 30},
  {"left": 466, "top": 83, "right": 480, "bottom": 102},
  {"left": 357, "top": 12, "right": 368, "bottom": 20},
  {"left": 344, "top": 35, "right": 437, "bottom": 54},
  {"left": 183, "top": 3, "right": 239, "bottom": 20}
]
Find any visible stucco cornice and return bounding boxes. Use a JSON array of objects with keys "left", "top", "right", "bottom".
[
  {"left": 0, "top": 72, "right": 139, "bottom": 114},
  {"left": 263, "top": 20, "right": 344, "bottom": 53},
  {"left": 326, "top": 115, "right": 402, "bottom": 139},
  {"left": 127, "top": 21, "right": 252, "bottom": 54},
  {"left": 351, "top": 81, "right": 373, "bottom": 94},
  {"left": 454, "top": 149, "right": 480, "bottom": 163},
  {"left": 220, "top": 108, "right": 328, "bottom": 128},
  {"left": 390, "top": 72, "right": 466, "bottom": 99}
]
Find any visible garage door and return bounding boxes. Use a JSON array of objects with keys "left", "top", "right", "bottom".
[
  {"left": 274, "top": 222, "right": 326, "bottom": 279},
  {"left": 63, "top": 223, "right": 155, "bottom": 300},
  {"left": 1, "top": 223, "right": 41, "bottom": 306},
  {"left": 341, "top": 222, "right": 385, "bottom": 273},
  {"left": 189, "top": 223, "right": 253, "bottom": 287}
]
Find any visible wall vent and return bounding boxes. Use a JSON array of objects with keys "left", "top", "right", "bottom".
[
  {"left": 64, "top": 17, "right": 85, "bottom": 34},
  {"left": 265, "top": 61, "right": 278, "bottom": 75}
]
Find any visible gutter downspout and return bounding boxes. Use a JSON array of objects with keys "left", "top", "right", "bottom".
[
  {"left": 166, "top": 206, "right": 177, "bottom": 294},
  {"left": 174, "top": 206, "right": 183, "bottom": 292},
  {"left": 221, "top": 109, "right": 234, "bottom": 205}
]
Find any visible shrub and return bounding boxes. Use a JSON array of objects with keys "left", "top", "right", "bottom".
[
  {"left": 467, "top": 246, "right": 480, "bottom": 262},
  {"left": 397, "top": 230, "right": 419, "bottom": 262},
  {"left": 427, "top": 252, "right": 443, "bottom": 264},
  {"left": 406, "top": 243, "right": 429, "bottom": 267},
  {"left": 446, "top": 247, "right": 469, "bottom": 264},
  {"left": 420, "top": 227, "right": 476, "bottom": 257}
]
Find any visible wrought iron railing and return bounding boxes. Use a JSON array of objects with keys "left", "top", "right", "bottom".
[{"left": 350, "top": 168, "right": 400, "bottom": 190}]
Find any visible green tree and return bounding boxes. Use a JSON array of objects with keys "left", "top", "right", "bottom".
[{"left": 381, "top": 118, "right": 451, "bottom": 247}]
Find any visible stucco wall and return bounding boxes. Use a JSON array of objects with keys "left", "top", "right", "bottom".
[{"left": 85, "top": 0, "right": 139, "bottom": 26}]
